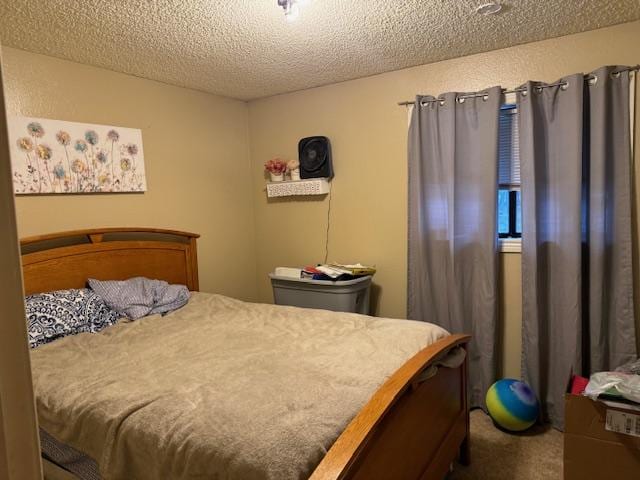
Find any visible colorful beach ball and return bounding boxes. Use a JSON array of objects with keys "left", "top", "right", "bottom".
[{"left": 486, "top": 379, "right": 539, "bottom": 432}]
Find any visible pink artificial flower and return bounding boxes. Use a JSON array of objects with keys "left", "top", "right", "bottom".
[{"left": 264, "top": 158, "right": 287, "bottom": 174}]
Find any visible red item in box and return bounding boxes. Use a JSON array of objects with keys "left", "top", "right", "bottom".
[{"left": 570, "top": 375, "right": 589, "bottom": 395}]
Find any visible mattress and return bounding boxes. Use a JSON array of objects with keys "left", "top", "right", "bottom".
[
  {"left": 41, "top": 429, "right": 100, "bottom": 480},
  {"left": 31, "top": 292, "right": 448, "bottom": 480}
]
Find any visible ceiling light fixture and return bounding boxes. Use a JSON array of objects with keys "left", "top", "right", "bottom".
[
  {"left": 278, "top": 0, "right": 300, "bottom": 21},
  {"left": 476, "top": 2, "right": 504, "bottom": 15}
]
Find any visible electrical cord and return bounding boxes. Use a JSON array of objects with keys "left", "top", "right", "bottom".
[{"left": 323, "top": 182, "right": 332, "bottom": 264}]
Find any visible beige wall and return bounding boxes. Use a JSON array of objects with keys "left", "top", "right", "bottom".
[
  {"left": 3, "top": 47, "right": 257, "bottom": 301},
  {"left": 248, "top": 21, "right": 640, "bottom": 378}
]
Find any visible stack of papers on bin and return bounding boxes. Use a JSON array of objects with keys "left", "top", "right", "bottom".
[{"left": 315, "top": 263, "right": 376, "bottom": 279}]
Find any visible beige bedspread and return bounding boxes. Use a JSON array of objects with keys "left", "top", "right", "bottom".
[{"left": 30, "top": 292, "right": 448, "bottom": 480}]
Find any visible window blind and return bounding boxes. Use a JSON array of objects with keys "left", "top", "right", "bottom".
[{"left": 498, "top": 106, "right": 520, "bottom": 187}]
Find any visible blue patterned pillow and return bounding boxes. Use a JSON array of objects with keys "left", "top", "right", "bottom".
[{"left": 25, "top": 288, "right": 119, "bottom": 349}]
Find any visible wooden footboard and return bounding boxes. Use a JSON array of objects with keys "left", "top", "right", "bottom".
[{"left": 311, "top": 334, "right": 471, "bottom": 480}]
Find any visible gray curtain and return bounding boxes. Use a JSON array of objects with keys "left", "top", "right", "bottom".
[
  {"left": 408, "top": 87, "right": 501, "bottom": 408},
  {"left": 519, "top": 66, "right": 637, "bottom": 429}
]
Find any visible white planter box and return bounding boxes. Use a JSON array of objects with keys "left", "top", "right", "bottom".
[{"left": 266, "top": 178, "right": 330, "bottom": 198}]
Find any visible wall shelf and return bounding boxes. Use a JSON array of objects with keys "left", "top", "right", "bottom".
[{"left": 266, "top": 178, "right": 330, "bottom": 198}]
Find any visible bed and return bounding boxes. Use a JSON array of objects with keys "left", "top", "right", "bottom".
[{"left": 21, "top": 228, "right": 471, "bottom": 480}]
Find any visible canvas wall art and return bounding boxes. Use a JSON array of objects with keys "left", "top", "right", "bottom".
[{"left": 9, "top": 116, "right": 147, "bottom": 194}]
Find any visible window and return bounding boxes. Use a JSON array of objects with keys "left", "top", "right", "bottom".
[{"left": 498, "top": 105, "right": 521, "bottom": 248}]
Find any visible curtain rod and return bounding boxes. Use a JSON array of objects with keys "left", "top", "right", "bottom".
[{"left": 397, "top": 65, "right": 640, "bottom": 106}]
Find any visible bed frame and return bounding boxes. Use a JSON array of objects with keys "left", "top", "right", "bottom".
[
  {"left": 21, "top": 227, "right": 470, "bottom": 480},
  {"left": 21, "top": 227, "right": 199, "bottom": 294}
]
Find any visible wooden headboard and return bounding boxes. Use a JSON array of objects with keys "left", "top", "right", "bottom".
[{"left": 20, "top": 228, "right": 200, "bottom": 295}]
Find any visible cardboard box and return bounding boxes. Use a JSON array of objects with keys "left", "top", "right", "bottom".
[{"left": 564, "top": 394, "right": 640, "bottom": 480}]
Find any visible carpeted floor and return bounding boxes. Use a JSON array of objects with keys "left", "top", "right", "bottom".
[{"left": 448, "top": 410, "right": 563, "bottom": 479}]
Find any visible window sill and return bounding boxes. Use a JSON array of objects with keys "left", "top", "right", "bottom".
[{"left": 499, "top": 238, "right": 521, "bottom": 253}]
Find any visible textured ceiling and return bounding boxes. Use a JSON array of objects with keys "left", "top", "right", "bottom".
[{"left": 1, "top": 1, "right": 639, "bottom": 101}]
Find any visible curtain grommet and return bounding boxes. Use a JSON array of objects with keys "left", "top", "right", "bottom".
[
  {"left": 560, "top": 82, "right": 569, "bottom": 91},
  {"left": 534, "top": 86, "right": 543, "bottom": 94},
  {"left": 438, "top": 99, "right": 446, "bottom": 106},
  {"left": 482, "top": 94, "right": 489, "bottom": 101},
  {"left": 611, "top": 70, "right": 621, "bottom": 79},
  {"left": 521, "top": 90, "right": 528, "bottom": 97},
  {"left": 587, "top": 75, "right": 598, "bottom": 87},
  {"left": 457, "top": 97, "right": 465, "bottom": 104}
]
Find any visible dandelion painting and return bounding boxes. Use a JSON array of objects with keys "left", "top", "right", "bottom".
[{"left": 9, "top": 116, "right": 147, "bottom": 194}]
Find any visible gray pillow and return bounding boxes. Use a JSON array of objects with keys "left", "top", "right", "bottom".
[{"left": 88, "top": 277, "right": 190, "bottom": 320}]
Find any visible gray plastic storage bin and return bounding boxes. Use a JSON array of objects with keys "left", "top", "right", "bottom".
[{"left": 269, "top": 274, "right": 372, "bottom": 315}]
